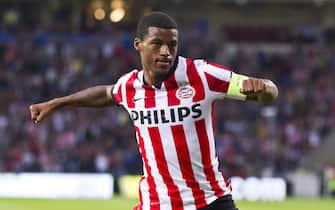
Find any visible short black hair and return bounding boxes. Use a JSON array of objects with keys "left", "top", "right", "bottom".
[{"left": 136, "top": 12, "right": 178, "bottom": 39}]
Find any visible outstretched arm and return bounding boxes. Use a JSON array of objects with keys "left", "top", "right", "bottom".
[{"left": 29, "top": 85, "right": 115, "bottom": 123}]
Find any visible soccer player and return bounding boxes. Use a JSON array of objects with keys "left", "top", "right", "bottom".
[{"left": 30, "top": 12, "right": 278, "bottom": 210}]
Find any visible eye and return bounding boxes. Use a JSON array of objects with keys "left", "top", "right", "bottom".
[
  {"left": 169, "top": 42, "right": 177, "bottom": 47},
  {"left": 151, "top": 40, "right": 162, "bottom": 46},
  {"left": 167, "top": 40, "right": 177, "bottom": 48}
]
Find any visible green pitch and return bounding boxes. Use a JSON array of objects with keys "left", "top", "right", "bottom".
[{"left": 0, "top": 196, "right": 333, "bottom": 210}]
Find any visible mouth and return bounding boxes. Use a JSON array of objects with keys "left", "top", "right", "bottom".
[
  {"left": 156, "top": 58, "right": 172, "bottom": 64},
  {"left": 156, "top": 58, "right": 172, "bottom": 66}
]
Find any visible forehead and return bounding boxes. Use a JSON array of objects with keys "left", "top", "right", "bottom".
[{"left": 144, "top": 26, "right": 178, "bottom": 41}]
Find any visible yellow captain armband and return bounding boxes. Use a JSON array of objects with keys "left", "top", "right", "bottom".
[{"left": 226, "top": 72, "right": 249, "bottom": 101}]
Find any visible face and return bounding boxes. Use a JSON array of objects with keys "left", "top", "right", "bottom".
[{"left": 134, "top": 26, "right": 178, "bottom": 82}]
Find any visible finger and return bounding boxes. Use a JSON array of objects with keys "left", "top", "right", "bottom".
[
  {"left": 241, "top": 80, "right": 248, "bottom": 93},
  {"left": 35, "top": 118, "right": 40, "bottom": 124},
  {"left": 240, "top": 80, "right": 246, "bottom": 93},
  {"left": 259, "top": 79, "right": 264, "bottom": 91},
  {"left": 260, "top": 79, "right": 266, "bottom": 91},
  {"left": 36, "top": 113, "right": 43, "bottom": 123},
  {"left": 32, "top": 114, "right": 39, "bottom": 123},
  {"left": 241, "top": 79, "right": 253, "bottom": 93},
  {"left": 31, "top": 111, "right": 40, "bottom": 123},
  {"left": 257, "top": 79, "right": 266, "bottom": 92},
  {"left": 30, "top": 110, "right": 38, "bottom": 121},
  {"left": 258, "top": 79, "right": 264, "bottom": 92},
  {"left": 30, "top": 109, "right": 36, "bottom": 121},
  {"left": 251, "top": 79, "right": 263, "bottom": 92},
  {"left": 30, "top": 105, "right": 38, "bottom": 114},
  {"left": 250, "top": 79, "right": 258, "bottom": 92}
]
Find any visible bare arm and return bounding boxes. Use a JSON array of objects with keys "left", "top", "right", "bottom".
[
  {"left": 52, "top": 85, "right": 115, "bottom": 107},
  {"left": 29, "top": 85, "right": 115, "bottom": 123}
]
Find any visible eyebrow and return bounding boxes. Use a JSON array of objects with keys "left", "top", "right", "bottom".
[
  {"left": 150, "top": 38, "right": 178, "bottom": 43},
  {"left": 150, "top": 38, "right": 163, "bottom": 42}
]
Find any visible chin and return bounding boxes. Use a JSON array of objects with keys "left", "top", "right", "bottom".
[{"left": 156, "top": 67, "right": 170, "bottom": 74}]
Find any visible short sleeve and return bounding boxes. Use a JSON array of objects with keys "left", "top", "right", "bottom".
[
  {"left": 194, "top": 59, "right": 232, "bottom": 97},
  {"left": 194, "top": 59, "right": 249, "bottom": 101},
  {"left": 111, "top": 77, "right": 124, "bottom": 105}
]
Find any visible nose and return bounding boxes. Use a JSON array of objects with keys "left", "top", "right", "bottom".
[{"left": 160, "top": 44, "right": 170, "bottom": 56}]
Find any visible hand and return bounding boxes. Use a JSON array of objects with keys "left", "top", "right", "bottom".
[
  {"left": 29, "top": 100, "right": 57, "bottom": 123},
  {"left": 241, "top": 78, "right": 278, "bottom": 104},
  {"left": 240, "top": 77, "right": 266, "bottom": 94},
  {"left": 241, "top": 77, "right": 266, "bottom": 102}
]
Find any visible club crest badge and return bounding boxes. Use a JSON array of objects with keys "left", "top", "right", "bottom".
[{"left": 176, "top": 86, "right": 195, "bottom": 99}]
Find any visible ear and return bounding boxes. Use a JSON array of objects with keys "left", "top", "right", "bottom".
[{"left": 134, "top": 37, "right": 141, "bottom": 51}]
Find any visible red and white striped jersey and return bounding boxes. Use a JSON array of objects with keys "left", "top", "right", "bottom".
[{"left": 112, "top": 56, "right": 233, "bottom": 210}]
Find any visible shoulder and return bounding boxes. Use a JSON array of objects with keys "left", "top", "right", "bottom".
[
  {"left": 179, "top": 57, "right": 229, "bottom": 71},
  {"left": 195, "top": 59, "right": 231, "bottom": 72},
  {"left": 178, "top": 56, "right": 205, "bottom": 65},
  {"left": 176, "top": 56, "right": 207, "bottom": 72},
  {"left": 176, "top": 56, "right": 232, "bottom": 76}
]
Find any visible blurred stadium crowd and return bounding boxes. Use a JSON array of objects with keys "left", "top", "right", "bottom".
[{"left": 0, "top": 11, "right": 335, "bottom": 184}]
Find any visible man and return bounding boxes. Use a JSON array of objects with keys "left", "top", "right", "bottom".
[{"left": 30, "top": 12, "right": 278, "bottom": 210}]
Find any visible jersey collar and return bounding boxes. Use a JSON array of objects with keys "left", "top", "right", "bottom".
[{"left": 142, "top": 56, "right": 179, "bottom": 89}]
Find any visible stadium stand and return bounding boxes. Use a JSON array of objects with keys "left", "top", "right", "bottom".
[{"left": 0, "top": 0, "right": 334, "bottom": 188}]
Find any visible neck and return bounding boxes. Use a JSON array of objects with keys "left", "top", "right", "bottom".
[
  {"left": 142, "top": 57, "right": 178, "bottom": 88},
  {"left": 143, "top": 71, "right": 163, "bottom": 88}
]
